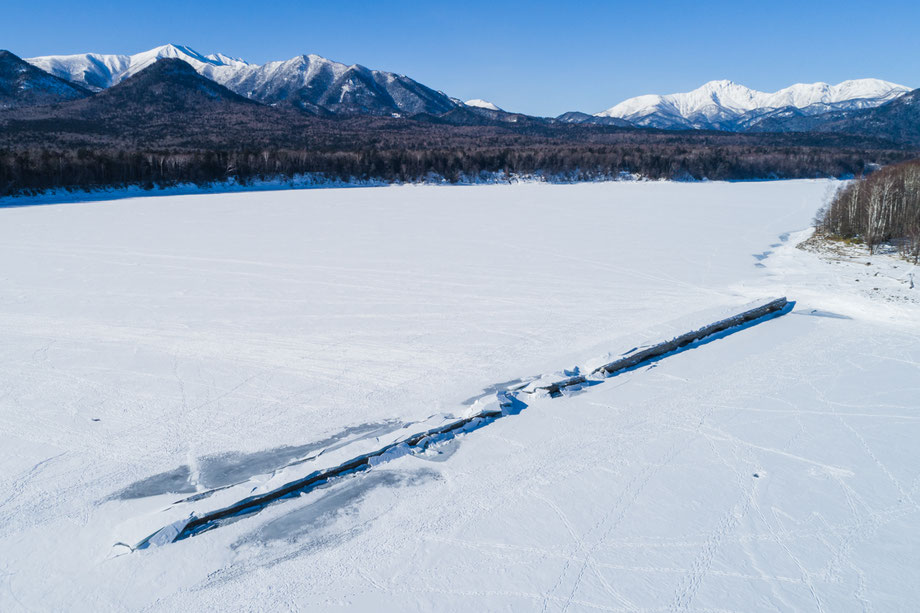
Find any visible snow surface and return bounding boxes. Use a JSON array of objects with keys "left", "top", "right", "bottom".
[
  {"left": 597, "top": 79, "right": 912, "bottom": 129},
  {"left": 1, "top": 181, "right": 918, "bottom": 611}
]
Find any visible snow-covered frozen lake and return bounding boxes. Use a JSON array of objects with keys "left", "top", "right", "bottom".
[{"left": 1, "top": 181, "right": 918, "bottom": 611}]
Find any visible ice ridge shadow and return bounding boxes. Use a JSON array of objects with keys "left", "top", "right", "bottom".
[
  {"left": 233, "top": 468, "right": 441, "bottom": 551},
  {"left": 112, "top": 420, "right": 400, "bottom": 501}
]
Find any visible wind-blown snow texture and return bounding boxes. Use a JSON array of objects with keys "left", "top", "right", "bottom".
[
  {"left": 0, "top": 181, "right": 918, "bottom": 611},
  {"left": 596, "top": 79, "right": 911, "bottom": 130}
]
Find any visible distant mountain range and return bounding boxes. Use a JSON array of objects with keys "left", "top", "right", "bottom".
[
  {"left": 2, "top": 44, "right": 919, "bottom": 147},
  {"left": 587, "top": 79, "right": 911, "bottom": 131}
]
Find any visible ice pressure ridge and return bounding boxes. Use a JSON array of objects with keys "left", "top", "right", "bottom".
[{"left": 132, "top": 297, "right": 793, "bottom": 550}]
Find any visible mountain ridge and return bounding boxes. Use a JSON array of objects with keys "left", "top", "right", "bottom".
[
  {"left": 592, "top": 78, "right": 911, "bottom": 131},
  {"left": 27, "top": 44, "right": 459, "bottom": 117}
]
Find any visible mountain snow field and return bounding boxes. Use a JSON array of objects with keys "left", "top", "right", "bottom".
[{"left": 0, "top": 181, "right": 918, "bottom": 611}]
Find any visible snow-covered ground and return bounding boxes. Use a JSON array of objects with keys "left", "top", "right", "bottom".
[{"left": 1, "top": 181, "right": 918, "bottom": 611}]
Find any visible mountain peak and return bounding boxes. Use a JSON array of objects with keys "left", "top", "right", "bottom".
[
  {"left": 465, "top": 99, "right": 502, "bottom": 111},
  {"left": 701, "top": 79, "right": 736, "bottom": 88},
  {"left": 132, "top": 44, "right": 234, "bottom": 70},
  {"left": 151, "top": 43, "right": 188, "bottom": 54}
]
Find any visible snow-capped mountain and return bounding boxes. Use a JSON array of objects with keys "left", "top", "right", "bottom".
[
  {"left": 26, "top": 44, "right": 249, "bottom": 91},
  {"left": 595, "top": 79, "right": 911, "bottom": 130},
  {"left": 464, "top": 99, "right": 502, "bottom": 111},
  {"left": 26, "top": 44, "right": 459, "bottom": 116},
  {"left": 0, "top": 50, "right": 90, "bottom": 109}
]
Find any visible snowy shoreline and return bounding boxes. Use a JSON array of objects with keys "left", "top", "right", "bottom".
[{"left": 0, "top": 171, "right": 840, "bottom": 208}]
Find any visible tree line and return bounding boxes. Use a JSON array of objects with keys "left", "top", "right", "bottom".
[
  {"left": 1, "top": 144, "right": 912, "bottom": 198},
  {"left": 819, "top": 158, "right": 920, "bottom": 260}
]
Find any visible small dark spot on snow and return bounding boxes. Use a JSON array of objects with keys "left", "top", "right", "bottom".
[
  {"left": 92, "top": 418, "right": 101, "bottom": 422},
  {"left": 753, "top": 473, "right": 760, "bottom": 478},
  {"left": 865, "top": 262, "right": 872, "bottom": 266}
]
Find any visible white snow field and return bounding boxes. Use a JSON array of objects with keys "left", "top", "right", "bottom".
[{"left": 1, "top": 181, "right": 918, "bottom": 611}]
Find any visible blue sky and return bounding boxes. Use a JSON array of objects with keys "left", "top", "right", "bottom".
[{"left": 3, "top": 0, "right": 918, "bottom": 116}]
